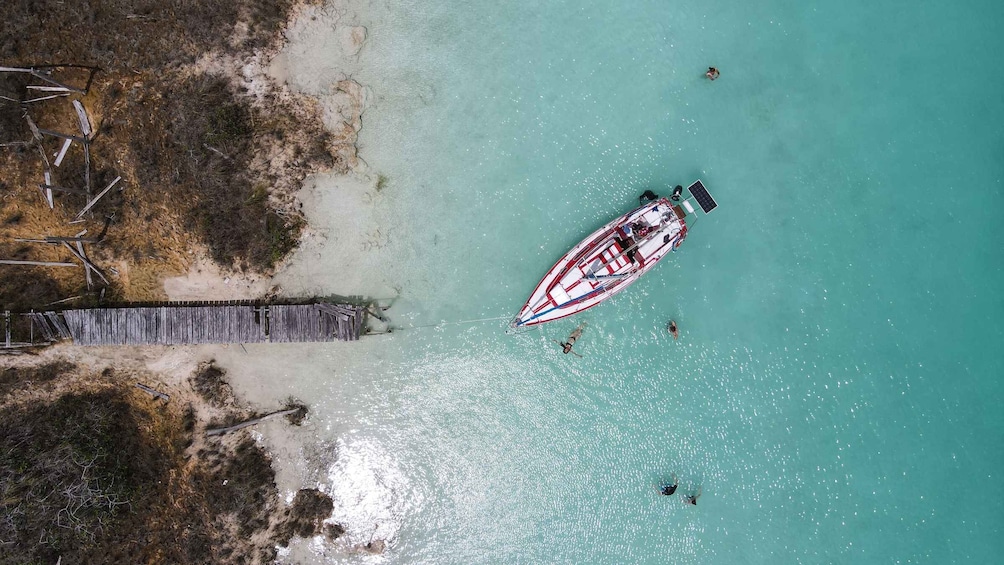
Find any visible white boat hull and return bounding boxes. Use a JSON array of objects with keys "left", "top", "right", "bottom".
[{"left": 512, "top": 197, "right": 688, "bottom": 329}]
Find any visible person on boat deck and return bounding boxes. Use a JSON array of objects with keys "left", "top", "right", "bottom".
[
  {"left": 683, "top": 487, "right": 702, "bottom": 506},
  {"left": 632, "top": 221, "right": 652, "bottom": 238},
  {"left": 660, "top": 474, "right": 679, "bottom": 496},
  {"left": 553, "top": 322, "right": 587, "bottom": 357},
  {"left": 668, "top": 320, "right": 679, "bottom": 340}
]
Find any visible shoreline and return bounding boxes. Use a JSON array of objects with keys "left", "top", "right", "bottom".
[{"left": 1, "top": 0, "right": 392, "bottom": 561}]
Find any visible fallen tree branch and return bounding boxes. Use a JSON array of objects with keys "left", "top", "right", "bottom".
[
  {"left": 205, "top": 406, "right": 304, "bottom": 437},
  {"left": 135, "top": 383, "right": 169, "bottom": 402},
  {"left": 60, "top": 242, "right": 109, "bottom": 284},
  {"left": 0, "top": 259, "right": 78, "bottom": 267},
  {"left": 74, "top": 176, "right": 120, "bottom": 219}
]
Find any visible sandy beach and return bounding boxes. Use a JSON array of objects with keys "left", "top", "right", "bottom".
[
  {"left": 159, "top": 1, "right": 406, "bottom": 560},
  {"left": 1, "top": 0, "right": 401, "bottom": 560}
]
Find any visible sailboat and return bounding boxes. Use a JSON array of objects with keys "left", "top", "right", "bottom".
[{"left": 510, "top": 180, "right": 717, "bottom": 329}]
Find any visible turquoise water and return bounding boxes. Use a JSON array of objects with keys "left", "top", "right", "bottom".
[{"left": 286, "top": 0, "right": 1004, "bottom": 562}]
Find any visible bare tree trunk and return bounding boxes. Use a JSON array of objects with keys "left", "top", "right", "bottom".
[{"left": 205, "top": 407, "right": 304, "bottom": 437}]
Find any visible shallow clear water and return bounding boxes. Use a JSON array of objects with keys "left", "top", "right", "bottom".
[{"left": 264, "top": 0, "right": 1004, "bottom": 562}]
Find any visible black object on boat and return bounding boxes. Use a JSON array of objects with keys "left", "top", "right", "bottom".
[
  {"left": 639, "top": 189, "right": 659, "bottom": 204},
  {"left": 671, "top": 185, "right": 684, "bottom": 201}
]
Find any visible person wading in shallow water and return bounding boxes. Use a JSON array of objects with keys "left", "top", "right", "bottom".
[
  {"left": 683, "top": 486, "right": 702, "bottom": 506},
  {"left": 706, "top": 66, "right": 720, "bottom": 80},
  {"left": 552, "top": 322, "right": 587, "bottom": 357},
  {"left": 659, "top": 474, "right": 679, "bottom": 496},
  {"left": 668, "top": 320, "right": 679, "bottom": 340}
]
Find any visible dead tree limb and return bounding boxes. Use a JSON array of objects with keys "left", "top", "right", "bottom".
[
  {"left": 72, "top": 100, "right": 92, "bottom": 138},
  {"left": 74, "top": 176, "right": 120, "bottom": 219},
  {"left": 0, "top": 259, "right": 78, "bottom": 267},
  {"left": 205, "top": 407, "right": 302, "bottom": 437},
  {"left": 53, "top": 138, "right": 72, "bottom": 167},
  {"left": 83, "top": 142, "right": 91, "bottom": 194},
  {"left": 36, "top": 128, "right": 87, "bottom": 143},
  {"left": 24, "top": 115, "right": 54, "bottom": 208},
  {"left": 75, "top": 231, "right": 92, "bottom": 289},
  {"left": 60, "top": 242, "right": 109, "bottom": 284},
  {"left": 135, "top": 383, "right": 170, "bottom": 402},
  {"left": 47, "top": 234, "right": 101, "bottom": 242},
  {"left": 12, "top": 234, "right": 99, "bottom": 242},
  {"left": 24, "top": 93, "right": 71, "bottom": 104},
  {"left": 25, "top": 85, "right": 70, "bottom": 93},
  {"left": 0, "top": 66, "right": 88, "bottom": 93}
]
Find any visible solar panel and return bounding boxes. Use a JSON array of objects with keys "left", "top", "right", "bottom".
[{"left": 687, "top": 180, "right": 717, "bottom": 213}]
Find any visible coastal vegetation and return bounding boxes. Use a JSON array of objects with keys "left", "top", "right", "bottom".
[
  {"left": 0, "top": 359, "right": 339, "bottom": 563},
  {"left": 0, "top": 0, "right": 354, "bottom": 561},
  {"left": 0, "top": 0, "right": 348, "bottom": 310}
]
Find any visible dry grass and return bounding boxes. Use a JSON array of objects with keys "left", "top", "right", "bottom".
[
  {"left": 0, "top": 358, "right": 341, "bottom": 564},
  {"left": 0, "top": 0, "right": 339, "bottom": 311}
]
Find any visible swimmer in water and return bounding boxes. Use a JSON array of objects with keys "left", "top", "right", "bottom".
[
  {"left": 552, "top": 322, "right": 587, "bottom": 357},
  {"left": 659, "top": 474, "right": 679, "bottom": 496},
  {"left": 668, "top": 320, "right": 679, "bottom": 340},
  {"left": 683, "top": 486, "right": 702, "bottom": 506},
  {"left": 706, "top": 67, "right": 720, "bottom": 80}
]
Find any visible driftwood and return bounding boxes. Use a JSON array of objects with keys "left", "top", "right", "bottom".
[
  {"left": 36, "top": 128, "right": 86, "bottom": 143},
  {"left": 83, "top": 143, "right": 91, "bottom": 194},
  {"left": 72, "top": 100, "right": 92, "bottom": 137},
  {"left": 0, "top": 259, "right": 78, "bottom": 267},
  {"left": 60, "top": 242, "right": 109, "bottom": 284},
  {"left": 73, "top": 100, "right": 93, "bottom": 193},
  {"left": 24, "top": 115, "right": 54, "bottom": 208},
  {"left": 46, "top": 295, "right": 82, "bottom": 306},
  {"left": 135, "top": 383, "right": 169, "bottom": 402},
  {"left": 203, "top": 143, "right": 230, "bottom": 160},
  {"left": 0, "top": 66, "right": 89, "bottom": 93},
  {"left": 42, "top": 172, "right": 53, "bottom": 208},
  {"left": 53, "top": 138, "right": 72, "bottom": 167},
  {"left": 74, "top": 176, "right": 120, "bottom": 219},
  {"left": 205, "top": 407, "right": 302, "bottom": 437},
  {"left": 23, "top": 93, "right": 70, "bottom": 104},
  {"left": 75, "top": 231, "right": 92, "bottom": 289},
  {"left": 14, "top": 235, "right": 101, "bottom": 244},
  {"left": 25, "top": 85, "right": 70, "bottom": 93}
]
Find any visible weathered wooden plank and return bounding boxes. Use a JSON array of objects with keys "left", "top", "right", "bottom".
[
  {"left": 42, "top": 302, "right": 361, "bottom": 346},
  {"left": 75, "top": 239, "right": 92, "bottom": 289},
  {"left": 74, "top": 175, "right": 121, "bottom": 219},
  {"left": 72, "top": 100, "right": 92, "bottom": 137},
  {"left": 53, "top": 138, "right": 72, "bottom": 167},
  {"left": 0, "top": 259, "right": 78, "bottom": 267},
  {"left": 61, "top": 242, "right": 109, "bottom": 284},
  {"left": 32, "top": 313, "right": 54, "bottom": 342},
  {"left": 36, "top": 128, "right": 86, "bottom": 143},
  {"left": 135, "top": 383, "right": 169, "bottom": 401},
  {"left": 44, "top": 312, "right": 70, "bottom": 339},
  {"left": 25, "top": 85, "right": 70, "bottom": 92},
  {"left": 24, "top": 93, "right": 70, "bottom": 104},
  {"left": 83, "top": 142, "right": 91, "bottom": 194}
]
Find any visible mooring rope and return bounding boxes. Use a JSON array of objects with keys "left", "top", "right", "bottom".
[{"left": 386, "top": 315, "right": 511, "bottom": 331}]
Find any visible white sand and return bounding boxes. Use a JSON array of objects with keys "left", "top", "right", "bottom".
[{"left": 169, "top": 1, "right": 406, "bottom": 561}]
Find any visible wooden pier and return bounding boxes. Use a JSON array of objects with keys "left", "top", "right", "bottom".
[{"left": 5, "top": 302, "right": 366, "bottom": 347}]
